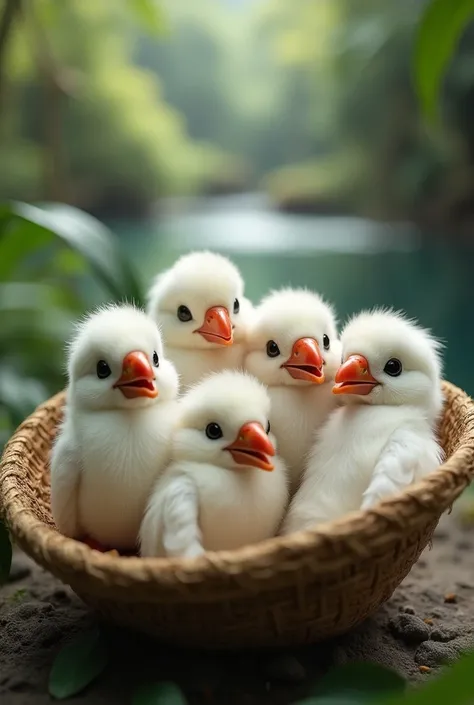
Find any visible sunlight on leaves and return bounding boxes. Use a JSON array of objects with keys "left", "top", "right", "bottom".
[
  {"left": 412, "top": 0, "right": 474, "bottom": 120},
  {"left": 0, "top": 521, "right": 12, "bottom": 585},
  {"left": 128, "top": 0, "right": 167, "bottom": 35},
  {"left": 132, "top": 682, "right": 188, "bottom": 705},
  {"left": 48, "top": 627, "right": 109, "bottom": 700}
]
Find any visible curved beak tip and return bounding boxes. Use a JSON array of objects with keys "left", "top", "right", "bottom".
[
  {"left": 114, "top": 351, "right": 157, "bottom": 399},
  {"left": 195, "top": 306, "right": 233, "bottom": 345},
  {"left": 333, "top": 354, "right": 378, "bottom": 396},
  {"left": 282, "top": 337, "right": 324, "bottom": 384},
  {"left": 225, "top": 422, "right": 275, "bottom": 471}
]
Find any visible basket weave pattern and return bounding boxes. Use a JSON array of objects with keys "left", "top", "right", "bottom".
[{"left": 1, "top": 381, "right": 474, "bottom": 648}]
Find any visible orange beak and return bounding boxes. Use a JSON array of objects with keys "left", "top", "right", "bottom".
[
  {"left": 113, "top": 351, "right": 158, "bottom": 399},
  {"left": 194, "top": 306, "right": 233, "bottom": 346},
  {"left": 333, "top": 354, "right": 379, "bottom": 396},
  {"left": 225, "top": 422, "right": 275, "bottom": 471},
  {"left": 281, "top": 337, "right": 324, "bottom": 384}
]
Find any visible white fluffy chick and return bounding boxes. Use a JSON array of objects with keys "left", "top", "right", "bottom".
[
  {"left": 245, "top": 288, "right": 340, "bottom": 491},
  {"left": 146, "top": 251, "right": 252, "bottom": 390},
  {"left": 281, "top": 309, "right": 444, "bottom": 535},
  {"left": 139, "top": 371, "right": 289, "bottom": 558},
  {"left": 50, "top": 304, "right": 179, "bottom": 552}
]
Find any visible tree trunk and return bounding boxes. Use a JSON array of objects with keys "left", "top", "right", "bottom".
[
  {"left": 42, "top": 69, "right": 66, "bottom": 202},
  {"left": 0, "top": 0, "right": 20, "bottom": 119}
]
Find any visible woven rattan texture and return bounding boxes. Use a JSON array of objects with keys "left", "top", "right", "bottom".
[{"left": 1, "top": 381, "right": 473, "bottom": 648}]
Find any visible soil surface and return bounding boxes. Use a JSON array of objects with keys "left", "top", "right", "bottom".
[{"left": 1, "top": 511, "right": 473, "bottom": 705}]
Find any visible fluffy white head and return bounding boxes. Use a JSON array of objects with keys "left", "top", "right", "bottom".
[
  {"left": 146, "top": 251, "right": 247, "bottom": 350},
  {"left": 172, "top": 371, "right": 276, "bottom": 471},
  {"left": 245, "top": 288, "right": 340, "bottom": 387},
  {"left": 336, "top": 309, "right": 443, "bottom": 417},
  {"left": 67, "top": 304, "right": 179, "bottom": 411}
]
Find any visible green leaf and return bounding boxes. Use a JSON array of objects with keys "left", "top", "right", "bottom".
[
  {"left": 132, "top": 682, "right": 188, "bottom": 705},
  {"left": 48, "top": 627, "right": 109, "bottom": 699},
  {"left": 312, "top": 663, "right": 406, "bottom": 701},
  {"left": 128, "top": 0, "right": 166, "bottom": 34},
  {"left": 387, "top": 649, "right": 474, "bottom": 705},
  {"left": 0, "top": 521, "right": 12, "bottom": 584},
  {"left": 5, "top": 202, "right": 143, "bottom": 304},
  {"left": 412, "top": 0, "right": 474, "bottom": 120}
]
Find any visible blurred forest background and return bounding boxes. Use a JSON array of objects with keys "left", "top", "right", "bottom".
[
  {"left": 2, "top": 0, "right": 474, "bottom": 226},
  {"left": 1, "top": 0, "right": 474, "bottom": 448}
]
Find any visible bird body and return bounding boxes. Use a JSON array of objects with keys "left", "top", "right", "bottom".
[
  {"left": 281, "top": 404, "right": 441, "bottom": 534},
  {"left": 245, "top": 288, "right": 339, "bottom": 490},
  {"left": 57, "top": 402, "right": 178, "bottom": 549},
  {"left": 140, "top": 371, "right": 289, "bottom": 558},
  {"left": 281, "top": 309, "right": 444, "bottom": 535},
  {"left": 50, "top": 304, "right": 179, "bottom": 551},
  {"left": 166, "top": 344, "right": 245, "bottom": 390},
  {"left": 265, "top": 384, "right": 336, "bottom": 480},
  {"left": 147, "top": 252, "right": 252, "bottom": 390},
  {"left": 142, "top": 455, "right": 288, "bottom": 557}
]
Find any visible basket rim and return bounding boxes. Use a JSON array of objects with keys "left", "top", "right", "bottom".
[{"left": 1, "top": 380, "right": 474, "bottom": 590}]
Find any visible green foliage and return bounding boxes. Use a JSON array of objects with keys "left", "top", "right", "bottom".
[
  {"left": 264, "top": 150, "right": 366, "bottom": 214},
  {"left": 5, "top": 202, "right": 142, "bottom": 303},
  {"left": 312, "top": 663, "right": 406, "bottom": 701},
  {"left": 49, "top": 627, "right": 109, "bottom": 699},
  {"left": 0, "top": 521, "right": 12, "bottom": 584},
  {"left": 390, "top": 650, "right": 474, "bottom": 705},
  {"left": 0, "top": 201, "right": 143, "bottom": 448},
  {"left": 132, "top": 682, "right": 188, "bottom": 705},
  {"left": 1, "top": 1, "right": 229, "bottom": 212},
  {"left": 292, "top": 653, "right": 474, "bottom": 705},
  {"left": 127, "top": 0, "right": 167, "bottom": 35},
  {"left": 413, "top": 0, "right": 474, "bottom": 121}
]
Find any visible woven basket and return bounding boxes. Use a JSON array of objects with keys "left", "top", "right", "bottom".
[{"left": 1, "top": 381, "right": 474, "bottom": 649}]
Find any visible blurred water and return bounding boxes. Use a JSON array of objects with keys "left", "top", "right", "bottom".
[{"left": 112, "top": 194, "right": 474, "bottom": 395}]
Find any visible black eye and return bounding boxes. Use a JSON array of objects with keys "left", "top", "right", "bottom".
[
  {"left": 153, "top": 351, "right": 159, "bottom": 367},
  {"left": 233, "top": 298, "right": 240, "bottom": 314},
  {"left": 384, "top": 358, "right": 402, "bottom": 377},
  {"left": 96, "top": 360, "right": 111, "bottom": 379},
  {"left": 323, "top": 334, "right": 330, "bottom": 350},
  {"left": 205, "top": 422, "right": 223, "bottom": 440},
  {"left": 266, "top": 340, "right": 280, "bottom": 358},
  {"left": 177, "top": 305, "right": 192, "bottom": 322},
  {"left": 266, "top": 421, "right": 271, "bottom": 434}
]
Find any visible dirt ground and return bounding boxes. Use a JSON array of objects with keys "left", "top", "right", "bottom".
[{"left": 1, "top": 511, "right": 473, "bottom": 705}]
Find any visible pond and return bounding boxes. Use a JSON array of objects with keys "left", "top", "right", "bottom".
[{"left": 112, "top": 193, "right": 474, "bottom": 396}]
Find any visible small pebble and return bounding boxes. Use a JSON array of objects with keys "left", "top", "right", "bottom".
[
  {"left": 431, "top": 609, "right": 444, "bottom": 618},
  {"left": 415, "top": 641, "right": 461, "bottom": 666},
  {"left": 423, "top": 618, "right": 434, "bottom": 625},
  {"left": 389, "top": 614, "right": 430, "bottom": 644},
  {"left": 431, "top": 626, "right": 460, "bottom": 643},
  {"left": 419, "top": 666, "right": 431, "bottom": 674},
  {"left": 455, "top": 539, "right": 472, "bottom": 550},
  {"left": 444, "top": 593, "right": 457, "bottom": 604},
  {"left": 400, "top": 605, "right": 416, "bottom": 615},
  {"left": 15, "top": 602, "right": 42, "bottom": 620}
]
